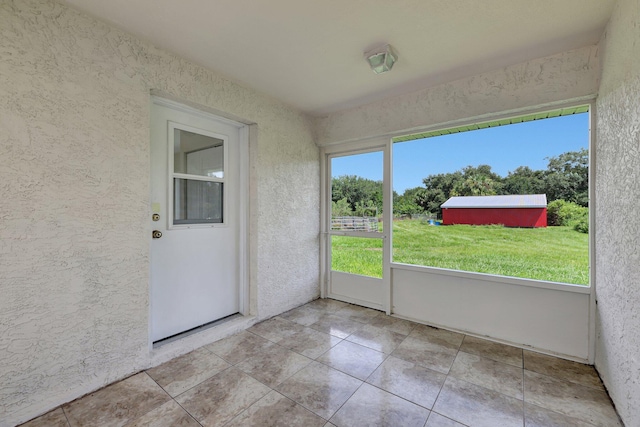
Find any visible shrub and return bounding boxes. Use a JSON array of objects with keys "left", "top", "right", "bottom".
[
  {"left": 573, "top": 217, "right": 589, "bottom": 234},
  {"left": 547, "top": 199, "right": 588, "bottom": 232},
  {"left": 332, "top": 198, "right": 353, "bottom": 217}
]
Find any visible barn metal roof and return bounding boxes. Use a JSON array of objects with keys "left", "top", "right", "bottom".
[{"left": 441, "top": 194, "right": 547, "bottom": 208}]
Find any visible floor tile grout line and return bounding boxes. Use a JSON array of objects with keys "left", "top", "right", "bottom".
[
  {"left": 217, "top": 389, "right": 276, "bottom": 427},
  {"left": 325, "top": 376, "right": 369, "bottom": 424},
  {"left": 445, "top": 366, "right": 528, "bottom": 404},
  {"left": 170, "top": 395, "right": 205, "bottom": 427},
  {"left": 524, "top": 368, "right": 609, "bottom": 394},
  {"left": 522, "top": 366, "right": 608, "bottom": 392},
  {"left": 141, "top": 370, "right": 207, "bottom": 426},
  {"left": 449, "top": 348, "right": 526, "bottom": 400},
  {"left": 276, "top": 392, "right": 333, "bottom": 423},
  {"left": 521, "top": 355, "right": 526, "bottom": 421},
  {"left": 425, "top": 409, "right": 472, "bottom": 427},
  {"left": 436, "top": 345, "right": 528, "bottom": 426},
  {"left": 522, "top": 401, "right": 602, "bottom": 427},
  {"left": 272, "top": 388, "right": 335, "bottom": 422},
  {"left": 60, "top": 405, "right": 72, "bottom": 427}
]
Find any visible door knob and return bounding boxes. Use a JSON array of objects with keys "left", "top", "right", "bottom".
[{"left": 152, "top": 230, "right": 163, "bottom": 239}]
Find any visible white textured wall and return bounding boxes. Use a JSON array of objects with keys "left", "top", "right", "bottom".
[
  {"left": 0, "top": 1, "right": 319, "bottom": 425},
  {"left": 314, "top": 45, "right": 600, "bottom": 145},
  {"left": 595, "top": 0, "right": 640, "bottom": 425}
]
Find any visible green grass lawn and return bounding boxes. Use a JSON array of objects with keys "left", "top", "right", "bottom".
[{"left": 331, "top": 220, "right": 589, "bottom": 285}]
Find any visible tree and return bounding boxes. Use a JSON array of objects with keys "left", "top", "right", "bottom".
[
  {"left": 413, "top": 165, "right": 503, "bottom": 217},
  {"left": 452, "top": 174, "right": 500, "bottom": 196},
  {"left": 331, "top": 175, "right": 383, "bottom": 213},
  {"left": 451, "top": 165, "right": 504, "bottom": 196},
  {"left": 417, "top": 171, "right": 464, "bottom": 217},
  {"left": 543, "top": 148, "right": 588, "bottom": 206},
  {"left": 503, "top": 166, "right": 545, "bottom": 195},
  {"left": 393, "top": 186, "right": 425, "bottom": 216}
]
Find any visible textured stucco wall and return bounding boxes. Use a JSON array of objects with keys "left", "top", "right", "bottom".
[
  {"left": 595, "top": 0, "right": 640, "bottom": 425},
  {"left": 314, "top": 45, "right": 600, "bottom": 145},
  {"left": 0, "top": 0, "right": 319, "bottom": 425}
]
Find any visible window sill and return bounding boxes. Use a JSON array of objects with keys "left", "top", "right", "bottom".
[{"left": 390, "top": 262, "right": 591, "bottom": 294}]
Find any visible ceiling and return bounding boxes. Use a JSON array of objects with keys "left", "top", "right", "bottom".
[{"left": 63, "top": 0, "right": 616, "bottom": 116}]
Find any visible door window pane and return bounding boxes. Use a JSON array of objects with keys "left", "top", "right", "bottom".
[
  {"left": 331, "top": 236, "right": 383, "bottom": 278},
  {"left": 331, "top": 151, "right": 383, "bottom": 232},
  {"left": 174, "top": 178, "right": 223, "bottom": 224},
  {"left": 174, "top": 129, "right": 224, "bottom": 178}
]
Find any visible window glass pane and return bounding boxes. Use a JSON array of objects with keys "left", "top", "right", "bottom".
[
  {"left": 174, "top": 178, "right": 223, "bottom": 224},
  {"left": 392, "top": 112, "right": 589, "bottom": 285},
  {"left": 174, "top": 129, "right": 224, "bottom": 178},
  {"left": 331, "top": 236, "right": 383, "bottom": 278},
  {"left": 331, "top": 151, "right": 383, "bottom": 232}
]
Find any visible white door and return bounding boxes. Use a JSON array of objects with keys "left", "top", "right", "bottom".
[
  {"left": 325, "top": 147, "right": 390, "bottom": 311},
  {"left": 150, "top": 99, "right": 243, "bottom": 342}
]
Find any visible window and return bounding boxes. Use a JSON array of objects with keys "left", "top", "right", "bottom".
[
  {"left": 391, "top": 107, "right": 590, "bottom": 285},
  {"left": 170, "top": 125, "right": 226, "bottom": 226}
]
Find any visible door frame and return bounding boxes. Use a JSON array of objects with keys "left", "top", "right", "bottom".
[
  {"left": 149, "top": 96, "right": 250, "bottom": 345},
  {"left": 320, "top": 137, "right": 392, "bottom": 314}
]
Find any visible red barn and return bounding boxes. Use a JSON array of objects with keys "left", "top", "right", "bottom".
[{"left": 441, "top": 194, "right": 547, "bottom": 227}]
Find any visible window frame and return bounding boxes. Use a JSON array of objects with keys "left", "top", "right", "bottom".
[{"left": 389, "top": 103, "right": 594, "bottom": 291}]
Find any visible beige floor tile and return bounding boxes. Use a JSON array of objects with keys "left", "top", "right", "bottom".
[
  {"left": 277, "top": 327, "right": 342, "bottom": 359},
  {"left": 524, "top": 370, "right": 621, "bottom": 427},
  {"left": 391, "top": 336, "right": 458, "bottom": 374},
  {"left": 449, "top": 351, "right": 523, "bottom": 399},
  {"left": 125, "top": 400, "right": 199, "bottom": 427},
  {"left": 425, "top": 412, "right": 467, "bottom": 427},
  {"left": 29, "top": 300, "right": 624, "bottom": 427},
  {"left": 63, "top": 373, "right": 170, "bottom": 427},
  {"left": 276, "top": 361, "right": 362, "bottom": 419},
  {"left": 409, "top": 325, "right": 464, "bottom": 349},
  {"left": 345, "top": 323, "right": 407, "bottom": 354},
  {"left": 309, "top": 314, "right": 366, "bottom": 339},
  {"left": 366, "top": 356, "right": 446, "bottom": 409},
  {"left": 459, "top": 335, "right": 523, "bottom": 368},
  {"left": 317, "top": 340, "right": 387, "bottom": 380},
  {"left": 524, "top": 402, "right": 598, "bottom": 427},
  {"left": 20, "top": 408, "right": 69, "bottom": 427},
  {"left": 175, "top": 367, "right": 270, "bottom": 427},
  {"left": 279, "top": 306, "right": 327, "bottom": 326},
  {"left": 367, "top": 315, "right": 416, "bottom": 336},
  {"left": 236, "top": 344, "right": 313, "bottom": 388},
  {"left": 330, "top": 383, "right": 430, "bottom": 427},
  {"left": 205, "top": 331, "right": 275, "bottom": 365},
  {"left": 247, "top": 317, "right": 307, "bottom": 343},
  {"left": 226, "top": 391, "right": 326, "bottom": 427},
  {"left": 306, "top": 298, "right": 350, "bottom": 313},
  {"left": 433, "top": 377, "right": 524, "bottom": 427},
  {"left": 524, "top": 350, "right": 604, "bottom": 390},
  {"left": 334, "top": 304, "right": 383, "bottom": 324},
  {"left": 146, "top": 347, "right": 230, "bottom": 396}
]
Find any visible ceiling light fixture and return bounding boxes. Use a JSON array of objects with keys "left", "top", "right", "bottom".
[{"left": 364, "top": 44, "right": 397, "bottom": 74}]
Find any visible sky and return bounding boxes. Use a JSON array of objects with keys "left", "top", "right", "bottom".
[{"left": 331, "top": 113, "right": 589, "bottom": 194}]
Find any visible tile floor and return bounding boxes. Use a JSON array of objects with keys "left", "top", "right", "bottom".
[{"left": 22, "top": 299, "right": 623, "bottom": 427}]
